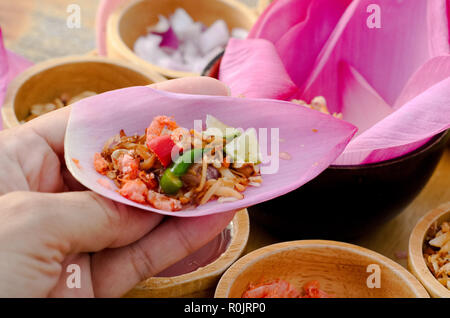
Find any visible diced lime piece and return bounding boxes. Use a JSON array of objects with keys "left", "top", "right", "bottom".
[
  {"left": 206, "top": 114, "right": 229, "bottom": 132},
  {"left": 204, "top": 115, "right": 241, "bottom": 140},
  {"left": 225, "top": 128, "right": 261, "bottom": 164}
]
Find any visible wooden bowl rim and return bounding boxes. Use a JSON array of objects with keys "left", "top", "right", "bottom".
[
  {"left": 215, "top": 239, "right": 429, "bottom": 298},
  {"left": 408, "top": 202, "right": 450, "bottom": 298},
  {"left": 131, "top": 209, "right": 249, "bottom": 291},
  {"left": 1, "top": 55, "right": 166, "bottom": 129},
  {"left": 107, "top": 0, "right": 257, "bottom": 78}
]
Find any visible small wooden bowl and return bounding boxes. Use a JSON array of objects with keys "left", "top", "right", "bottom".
[
  {"left": 215, "top": 240, "right": 429, "bottom": 298},
  {"left": 1, "top": 55, "right": 165, "bottom": 129},
  {"left": 257, "top": 0, "right": 273, "bottom": 15},
  {"left": 408, "top": 202, "right": 450, "bottom": 298},
  {"left": 106, "top": 0, "right": 257, "bottom": 79},
  {"left": 124, "top": 209, "right": 249, "bottom": 298}
]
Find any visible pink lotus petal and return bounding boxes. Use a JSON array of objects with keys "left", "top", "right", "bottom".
[
  {"left": 5, "top": 51, "right": 33, "bottom": 83},
  {"left": 0, "top": 32, "right": 8, "bottom": 109},
  {"left": 219, "top": 38, "right": 298, "bottom": 100},
  {"left": 249, "top": 0, "right": 311, "bottom": 43},
  {"left": 335, "top": 76, "right": 450, "bottom": 165},
  {"left": 65, "top": 87, "right": 357, "bottom": 217},
  {"left": 96, "top": 0, "right": 129, "bottom": 56},
  {"left": 394, "top": 55, "right": 450, "bottom": 109},
  {"left": 339, "top": 62, "right": 393, "bottom": 135},
  {"left": 152, "top": 27, "right": 179, "bottom": 50},
  {"left": 275, "top": 0, "right": 352, "bottom": 90},
  {"left": 303, "top": 0, "right": 447, "bottom": 107},
  {"left": 448, "top": 0, "right": 450, "bottom": 46},
  {"left": 429, "top": 0, "right": 450, "bottom": 55},
  {"left": 0, "top": 28, "right": 33, "bottom": 130}
]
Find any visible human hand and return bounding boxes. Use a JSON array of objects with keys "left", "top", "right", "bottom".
[{"left": 0, "top": 77, "right": 235, "bottom": 297}]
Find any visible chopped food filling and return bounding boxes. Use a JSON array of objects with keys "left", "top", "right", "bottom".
[
  {"left": 93, "top": 115, "right": 262, "bottom": 212},
  {"left": 133, "top": 8, "right": 249, "bottom": 74},
  {"left": 242, "top": 279, "right": 332, "bottom": 298},
  {"left": 22, "top": 91, "right": 97, "bottom": 123},
  {"left": 292, "top": 96, "right": 343, "bottom": 119},
  {"left": 423, "top": 220, "right": 450, "bottom": 290}
]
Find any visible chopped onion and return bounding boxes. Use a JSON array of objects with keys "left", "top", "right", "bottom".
[
  {"left": 199, "top": 20, "right": 229, "bottom": 55},
  {"left": 150, "top": 15, "right": 170, "bottom": 33},
  {"left": 134, "top": 8, "right": 249, "bottom": 73},
  {"left": 214, "top": 186, "right": 244, "bottom": 199},
  {"left": 218, "top": 197, "right": 239, "bottom": 203}
]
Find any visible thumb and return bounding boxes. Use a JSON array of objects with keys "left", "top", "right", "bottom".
[
  {"left": 1, "top": 191, "right": 164, "bottom": 255},
  {"left": 149, "top": 76, "right": 231, "bottom": 96}
]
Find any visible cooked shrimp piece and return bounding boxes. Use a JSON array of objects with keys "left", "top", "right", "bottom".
[
  {"left": 94, "top": 153, "right": 109, "bottom": 175},
  {"left": 138, "top": 171, "right": 158, "bottom": 190},
  {"left": 302, "top": 280, "right": 331, "bottom": 298},
  {"left": 119, "top": 179, "right": 148, "bottom": 204},
  {"left": 171, "top": 127, "right": 191, "bottom": 150},
  {"left": 242, "top": 280, "right": 301, "bottom": 298},
  {"left": 146, "top": 116, "right": 178, "bottom": 144},
  {"left": 118, "top": 154, "right": 140, "bottom": 179},
  {"left": 147, "top": 190, "right": 182, "bottom": 211}
]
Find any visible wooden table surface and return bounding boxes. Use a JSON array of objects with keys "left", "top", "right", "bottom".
[{"left": 1, "top": 0, "right": 449, "bottom": 287}]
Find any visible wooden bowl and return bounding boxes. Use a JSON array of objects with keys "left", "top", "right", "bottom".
[
  {"left": 1, "top": 55, "right": 165, "bottom": 129},
  {"left": 408, "top": 202, "right": 450, "bottom": 298},
  {"left": 257, "top": 0, "right": 273, "bottom": 15},
  {"left": 215, "top": 240, "right": 429, "bottom": 298},
  {"left": 106, "top": 0, "right": 257, "bottom": 79},
  {"left": 124, "top": 209, "right": 249, "bottom": 298},
  {"left": 203, "top": 55, "right": 450, "bottom": 240}
]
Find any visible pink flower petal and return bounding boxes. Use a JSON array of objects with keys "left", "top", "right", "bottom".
[
  {"left": 394, "top": 55, "right": 450, "bottom": 109},
  {"left": 5, "top": 51, "right": 33, "bottom": 83},
  {"left": 0, "top": 32, "right": 8, "bottom": 108},
  {"left": 275, "top": 0, "right": 352, "bottom": 89},
  {"left": 249, "top": 0, "right": 310, "bottom": 42},
  {"left": 447, "top": 0, "right": 450, "bottom": 46},
  {"left": 0, "top": 28, "right": 33, "bottom": 130},
  {"left": 96, "top": 0, "right": 129, "bottom": 56},
  {"left": 65, "top": 87, "right": 357, "bottom": 217},
  {"left": 339, "top": 62, "right": 393, "bottom": 136},
  {"left": 303, "top": 0, "right": 447, "bottom": 106},
  {"left": 335, "top": 76, "right": 450, "bottom": 165},
  {"left": 219, "top": 38, "right": 298, "bottom": 99},
  {"left": 429, "top": 0, "right": 450, "bottom": 55}
]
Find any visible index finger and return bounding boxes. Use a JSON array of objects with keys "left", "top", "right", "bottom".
[{"left": 27, "top": 77, "right": 230, "bottom": 157}]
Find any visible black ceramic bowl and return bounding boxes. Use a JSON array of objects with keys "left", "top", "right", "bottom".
[
  {"left": 249, "top": 131, "right": 449, "bottom": 240},
  {"left": 203, "top": 54, "right": 450, "bottom": 240}
]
